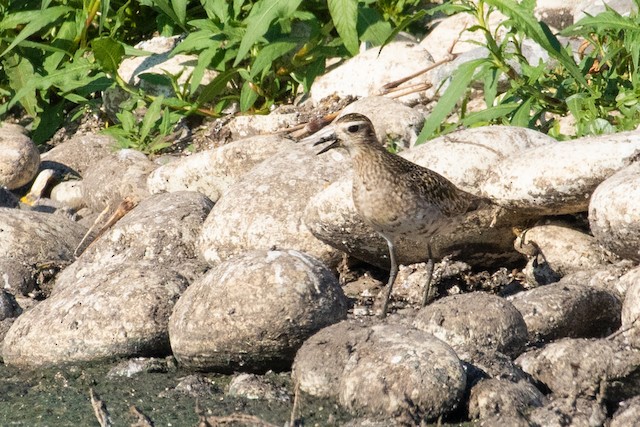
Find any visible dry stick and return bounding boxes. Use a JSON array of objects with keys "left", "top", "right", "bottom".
[
  {"left": 129, "top": 405, "right": 154, "bottom": 427},
  {"left": 89, "top": 388, "right": 112, "bottom": 427},
  {"left": 385, "top": 82, "right": 433, "bottom": 99},
  {"left": 288, "top": 111, "right": 341, "bottom": 139},
  {"left": 290, "top": 381, "right": 301, "bottom": 427},
  {"left": 74, "top": 197, "right": 138, "bottom": 257},
  {"left": 380, "top": 53, "right": 457, "bottom": 93}
]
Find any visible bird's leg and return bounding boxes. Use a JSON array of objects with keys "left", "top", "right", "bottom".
[
  {"left": 380, "top": 237, "right": 398, "bottom": 318},
  {"left": 421, "top": 244, "right": 435, "bottom": 307}
]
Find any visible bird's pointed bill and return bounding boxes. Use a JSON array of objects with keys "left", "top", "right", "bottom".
[
  {"left": 297, "top": 124, "right": 339, "bottom": 155},
  {"left": 315, "top": 139, "right": 339, "bottom": 155}
]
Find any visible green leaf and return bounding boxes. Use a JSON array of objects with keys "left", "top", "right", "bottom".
[
  {"left": 0, "top": 6, "right": 73, "bottom": 58},
  {"left": 240, "top": 81, "right": 259, "bottom": 111},
  {"left": 357, "top": 7, "right": 392, "bottom": 46},
  {"left": 461, "top": 102, "right": 520, "bottom": 126},
  {"left": 196, "top": 68, "right": 237, "bottom": 104},
  {"left": 483, "top": 0, "right": 590, "bottom": 91},
  {"left": 92, "top": 37, "right": 125, "bottom": 76},
  {"left": 234, "top": 0, "right": 303, "bottom": 67},
  {"left": 250, "top": 39, "right": 298, "bottom": 78},
  {"left": 328, "top": 0, "right": 359, "bottom": 55},
  {"left": 140, "top": 96, "right": 164, "bottom": 142},
  {"left": 3, "top": 55, "right": 39, "bottom": 116},
  {"left": 416, "top": 59, "right": 486, "bottom": 144},
  {"left": 510, "top": 97, "right": 534, "bottom": 126}
]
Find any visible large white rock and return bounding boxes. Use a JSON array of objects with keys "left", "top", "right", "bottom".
[
  {"left": 482, "top": 131, "right": 640, "bottom": 214},
  {"left": 147, "top": 135, "right": 294, "bottom": 202},
  {"left": 0, "top": 124, "right": 40, "bottom": 190},
  {"left": 589, "top": 162, "right": 640, "bottom": 262},
  {"left": 169, "top": 250, "right": 347, "bottom": 372}
]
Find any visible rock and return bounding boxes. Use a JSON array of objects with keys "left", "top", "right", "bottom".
[
  {"left": 0, "top": 290, "right": 19, "bottom": 321},
  {"left": 40, "top": 133, "right": 115, "bottom": 177},
  {"left": 198, "top": 139, "right": 349, "bottom": 267},
  {"left": 310, "top": 41, "right": 434, "bottom": 105},
  {"left": 514, "top": 224, "right": 610, "bottom": 285},
  {"left": 535, "top": 0, "right": 583, "bottom": 30},
  {"left": 405, "top": 126, "right": 555, "bottom": 194},
  {"left": 610, "top": 396, "right": 640, "bottom": 427},
  {"left": 413, "top": 292, "right": 528, "bottom": 357},
  {"left": 2, "top": 262, "right": 189, "bottom": 367},
  {"left": 339, "top": 97, "right": 425, "bottom": 149},
  {"left": 559, "top": 262, "right": 633, "bottom": 299},
  {"left": 82, "top": 149, "right": 156, "bottom": 211},
  {"left": 0, "top": 208, "right": 86, "bottom": 295},
  {"left": 516, "top": 338, "right": 640, "bottom": 401},
  {"left": 482, "top": 130, "right": 640, "bottom": 214},
  {"left": 293, "top": 320, "right": 466, "bottom": 422},
  {"left": 292, "top": 321, "right": 373, "bottom": 399},
  {"left": 621, "top": 279, "right": 640, "bottom": 347},
  {"left": 589, "top": 161, "right": 640, "bottom": 262},
  {"left": 227, "top": 373, "right": 290, "bottom": 402},
  {"left": 0, "top": 124, "right": 40, "bottom": 190},
  {"left": 528, "top": 396, "right": 607, "bottom": 427},
  {"left": 457, "top": 347, "right": 530, "bottom": 387},
  {"left": 224, "top": 113, "right": 299, "bottom": 140},
  {"left": 162, "top": 374, "right": 218, "bottom": 398},
  {"left": 338, "top": 323, "right": 466, "bottom": 422},
  {"left": 419, "top": 11, "right": 508, "bottom": 62},
  {"left": 50, "top": 180, "right": 85, "bottom": 211},
  {"left": 510, "top": 281, "right": 621, "bottom": 343},
  {"left": 107, "top": 357, "right": 171, "bottom": 377},
  {"left": 169, "top": 250, "right": 348, "bottom": 372},
  {"left": 0, "top": 187, "right": 19, "bottom": 208},
  {"left": 468, "top": 379, "right": 544, "bottom": 420},
  {"left": 574, "top": 0, "right": 638, "bottom": 22},
  {"left": 147, "top": 135, "right": 294, "bottom": 202},
  {"left": 54, "top": 191, "right": 213, "bottom": 294},
  {"left": 103, "top": 35, "right": 219, "bottom": 117}
]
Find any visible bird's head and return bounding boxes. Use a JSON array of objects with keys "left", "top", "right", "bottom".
[{"left": 300, "top": 113, "right": 379, "bottom": 155}]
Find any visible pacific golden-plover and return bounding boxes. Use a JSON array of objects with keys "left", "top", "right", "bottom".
[{"left": 304, "top": 113, "right": 486, "bottom": 317}]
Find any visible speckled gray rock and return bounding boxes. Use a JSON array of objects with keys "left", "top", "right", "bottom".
[
  {"left": 514, "top": 224, "right": 610, "bottom": 285},
  {"left": 293, "top": 320, "right": 466, "bottom": 422},
  {"left": 338, "top": 323, "right": 466, "bottom": 422},
  {"left": 510, "top": 281, "right": 621, "bottom": 343},
  {"left": 339, "top": 97, "right": 425, "bottom": 149},
  {"left": 292, "top": 321, "right": 372, "bottom": 399},
  {"left": 456, "top": 347, "right": 530, "bottom": 386},
  {"left": 310, "top": 41, "right": 434, "bottom": 105},
  {"left": 54, "top": 191, "right": 213, "bottom": 294},
  {"left": 40, "top": 133, "right": 115, "bottom": 177},
  {"left": 0, "top": 208, "right": 86, "bottom": 295},
  {"left": 621, "top": 279, "right": 640, "bottom": 348},
  {"left": 226, "top": 373, "right": 290, "bottom": 402},
  {"left": 528, "top": 397, "right": 607, "bottom": 427},
  {"left": 482, "top": 130, "right": 640, "bottom": 214},
  {"left": 0, "top": 187, "right": 19, "bottom": 208},
  {"left": 516, "top": 338, "right": 640, "bottom": 401},
  {"left": 147, "top": 135, "right": 294, "bottom": 202},
  {"left": 589, "top": 161, "right": 640, "bottom": 262},
  {"left": 574, "top": 0, "right": 637, "bottom": 22},
  {"left": 413, "top": 292, "right": 528, "bottom": 358},
  {"left": 50, "top": 180, "right": 85, "bottom": 210},
  {"left": 468, "top": 379, "right": 544, "bottom": 420},
  {"left": 610, "top": 396, "right": 640, "bottom": 427},
  {"left": 0, "top": 124, "right": 40, "bottom": 190},
  {"left": 198, "top": 140, "right": 349, "bottom": 267},
  {"left": 82, "top": 149, "right": 156, "bottom": 211},
  {"left": 169, "top": 250, "right": 348, "bottom": 372},
  {"left": 224, "top": 113, "right": 300, "bottom": 140},
  {"left": 2, "top": 262, "right": 189, "bottom": 367}
]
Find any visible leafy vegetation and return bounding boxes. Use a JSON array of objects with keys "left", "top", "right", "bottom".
[
  {"left": 2, "top": 0, "right": 640, "bottom": 151},
  {"left": 417, "top": 0, "right": 640, "bottom": 142},
  {"left": 0, "top": 0, "right": 419, "bottom": 150}
]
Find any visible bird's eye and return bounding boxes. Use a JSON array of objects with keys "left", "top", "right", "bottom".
[{"left": 347, "top": 125, "right": 360, "bottom": 133}]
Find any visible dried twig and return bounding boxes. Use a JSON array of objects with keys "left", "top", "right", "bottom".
[
  {"left": 288, "top": 111, "right": 340, "bottom": 139},
  {"left": 290, "top": 381, "right": 300, "bottom": 427},
  {"left": 90, "top": 388, "right": 112, "bottom": 427},
  {"left": 74, "top": 197, "right": 138, "bottom": 256}
]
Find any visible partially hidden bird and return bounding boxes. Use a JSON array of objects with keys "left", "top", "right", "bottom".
[{"left": 303, "top": 113, "right": 487, "bottom": 317}]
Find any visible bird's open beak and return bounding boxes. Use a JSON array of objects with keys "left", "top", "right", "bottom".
[{"left": 298, "top": 125, "right": 339, "bottom": 155}]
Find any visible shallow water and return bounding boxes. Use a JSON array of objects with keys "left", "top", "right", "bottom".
[{"left": 0, "top": 360, "right": 352, "bottom": 426}]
